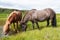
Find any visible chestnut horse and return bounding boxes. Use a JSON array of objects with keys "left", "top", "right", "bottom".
[
  {"left": 3, "top": 10, "right": 22, "bottom": 35},
  {"left": 20, "top": 8, "right": 57, "bottom": 31}
]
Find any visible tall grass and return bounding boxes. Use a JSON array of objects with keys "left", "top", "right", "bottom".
[{"left": 2, "top": 27, "right": 60, "bottom": 40}]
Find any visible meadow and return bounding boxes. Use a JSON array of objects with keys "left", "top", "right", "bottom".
[{"left": 0, "top": 10, "right": 60, "bottom": 40}]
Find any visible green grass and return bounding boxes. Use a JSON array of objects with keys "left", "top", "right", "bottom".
[
  {"left": 2, "top": 27, "right": 60, "bottom": 40},
  {"left": 0, "top": 13, "right": 9, "bottom": 25},
  {"left": 0, "top": 13, "right": 60, "bottom": 40}
]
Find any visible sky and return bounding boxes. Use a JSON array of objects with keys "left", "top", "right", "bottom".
[{"left": 0, "top": 0, "right": 60, "bottom": 12}]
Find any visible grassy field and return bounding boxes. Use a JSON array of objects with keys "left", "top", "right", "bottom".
[{"left": 0, "top": 12, "right": 60, "bottom": 40}]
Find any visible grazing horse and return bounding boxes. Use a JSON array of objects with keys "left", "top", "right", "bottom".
[
  {"left": 3, "top": 10, "right": 22, "bottom": 35},
  {"left": 20, "top": 8, "right": 57, "bottom": 31}
]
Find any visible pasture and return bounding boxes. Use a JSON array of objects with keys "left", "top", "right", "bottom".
[{"left": 0, "top": 11, "right": 60, "bottom": 40}]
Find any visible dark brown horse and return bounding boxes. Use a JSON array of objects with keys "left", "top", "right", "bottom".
[
  {"left": 20, "top": 8, "right": 57, "bottom": 31},
  {"left": 3, "top": 10, "right": 22, "bottom": 35}
]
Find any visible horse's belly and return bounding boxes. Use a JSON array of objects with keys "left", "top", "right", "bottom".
[{"left": 38, "top": 17, "right": 46, "bottom": 21}]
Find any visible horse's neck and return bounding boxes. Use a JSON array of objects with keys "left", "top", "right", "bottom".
[
  {"left": 5, "top": 20, "right": 10, "bottom": 25},
  {"left": 22, "top": 15, "right": 28, "bottom": 23}
]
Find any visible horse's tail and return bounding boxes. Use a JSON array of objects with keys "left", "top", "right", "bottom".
[{"left": 52, "top": 14, "right": 57, "bottom": 27}]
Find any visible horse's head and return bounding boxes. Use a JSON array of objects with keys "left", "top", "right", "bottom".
[
  {"left": 3, "top": 22, "right": 10, "bottom": 35},
  {"left": 20, "top": 20, "right": 27, "bottom": 31}
]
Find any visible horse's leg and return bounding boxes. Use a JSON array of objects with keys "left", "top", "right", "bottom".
[
  {"left": 51, "top": 18, "right": 54, "bottom": 26},
  {"left": 35, "top": 21, "right": 40, "bottom": 29},
  {"left": 47, "top": 19, "right": 49, "bottom": 26},
  {"left": 17, "top": 22, "right": 18, "bottom": 29},
  {"left": 25, "top": 24, "right": 27, "bottom": 31},
  {"left": 13, "top": 23, "right": 16, "bottom": 31},
  {"left": 13, "top": 23, "right": 17, "bottom": 33},
  {"left": 32, "top": 21, "right": 35, "bottom": 29},
  {"left": 16, "top": 22, "right": 19, "bottom": 32}
]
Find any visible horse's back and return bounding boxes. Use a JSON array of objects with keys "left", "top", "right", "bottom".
[
  {"left": 44, "top": 8, "right": 55, "bottom": 14},
  {"left": 7, "top": 11, "right": 22, "bottom": 23},
  {"left": 35, "top": 8, "right": 56, "bottom": 17},
  {"left": 31, "top": 8, "right": 56, "bottom": 21}
]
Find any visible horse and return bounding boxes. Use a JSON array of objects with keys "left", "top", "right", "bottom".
[
  {"left": 20, "top": 8, "right": 57, "bottom": 31},
  {"left": 3, "top": 10, "right": 22, "bottom": 35}
]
